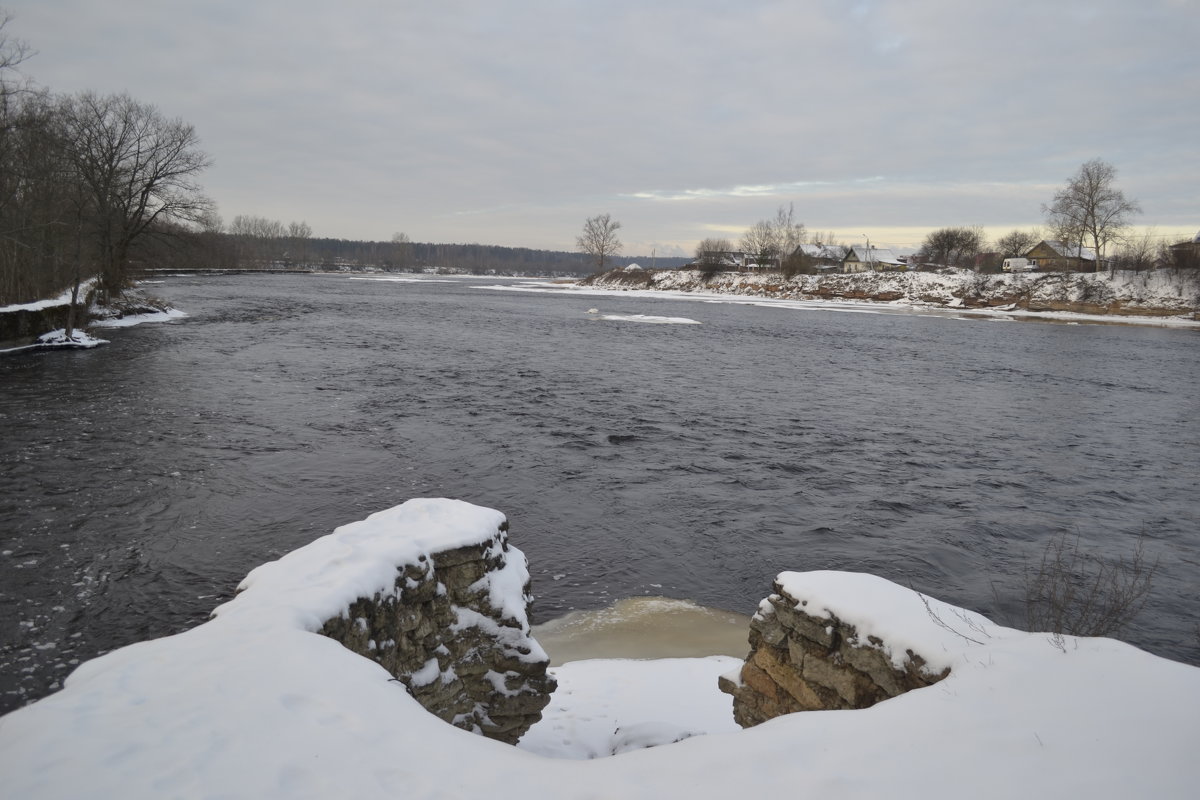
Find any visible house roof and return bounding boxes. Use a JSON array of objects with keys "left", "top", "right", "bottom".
[
  {"left": 792, "top": 243, "right": 846, "bottom": 261},
  {"left": 1033, "top": 240, "right": 1097, "bottom": 261},
  {"left": 844, "top": 246, "right": 903, "bottom": 266}
]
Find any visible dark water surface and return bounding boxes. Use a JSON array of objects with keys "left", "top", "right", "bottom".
[{"left": 2, "top": 274, "right": 1198, "bottom": 711}]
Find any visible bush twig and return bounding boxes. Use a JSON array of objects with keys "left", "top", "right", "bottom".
[{"left": 1022, "top": 530, "right": 1157, "bottom": 638}]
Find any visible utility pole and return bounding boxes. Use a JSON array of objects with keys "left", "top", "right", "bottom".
[{"left": 862, "top": 234, "right": 875, "bottom": 272}]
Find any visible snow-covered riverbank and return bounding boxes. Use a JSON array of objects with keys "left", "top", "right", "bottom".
[
  {"left": 0, "top": 283, "right": 185, "bottom": 353},
  {"left": 582, "top": 268, "right": 1200, "bottom": 327},
  {"left": 2, "top": 498, "right": 1196, "bottom": 799}
]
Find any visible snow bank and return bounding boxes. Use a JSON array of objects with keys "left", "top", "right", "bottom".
[
  {"left": 0, "top": 278, "right": 97, "bottom": 314},
  {"left": 1, "top": 501, "right": 1197, "bottom": 799},
  {"left": 90, "top": 308, "right": 187, "bottom": 328},
  {"left": 0, "top": 328, "right": 109, "bottom": 353},
  {"left": 774, "top": 570, "right": 996, "bottom": 673},
  {"left": 574, "top": 268, "right": 1200, "bottom": 328}
]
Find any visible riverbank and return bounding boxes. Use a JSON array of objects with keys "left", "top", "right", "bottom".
[
  {"left": 1, "top": 499, "right": 1196, "bottom": 798},
  {"left": 0, "top": 282, "right": 182, "bottom": 353},
  {"left": 583, "top": 268, "right": 1200, "bottom": 326}
]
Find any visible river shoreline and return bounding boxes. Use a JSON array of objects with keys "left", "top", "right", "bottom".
[
  {"left": 581, "top": 267, "right": 1200, "bottom": 328},
  {"left": 0, "top": 284, "right": 180, "bottom": 353}
]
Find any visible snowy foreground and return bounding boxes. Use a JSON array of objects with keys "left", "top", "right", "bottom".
[{"left": 1, "top": 499, "right": 1197, "bottom": 799}]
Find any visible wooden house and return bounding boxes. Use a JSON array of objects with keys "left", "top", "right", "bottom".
[{"left": 1025, "top": 240, "right": 1097, "bottom": 272}]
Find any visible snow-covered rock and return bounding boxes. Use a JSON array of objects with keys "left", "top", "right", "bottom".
[
  {"left": 35, "top": 328, "right": 109, "bottom": 349},
  {"left": 720, "top": 573, "right": 956, "bottom": 726}
]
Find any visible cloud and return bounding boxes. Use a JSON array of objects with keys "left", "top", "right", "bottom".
[{"left": 4, "top": 0, "right": 1197, "bottom": 250}]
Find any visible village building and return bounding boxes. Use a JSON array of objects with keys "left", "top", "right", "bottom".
[
  {"left": 841, "top": 245, "right": 905, "bottom": 273},
  {"left": 791, "top": 243, "right": 848, "bottom": 272},
  {"left": 690, "top": 250, "right": 780, "bottom": 272},
  {"left": 1024, "top": 240, "right": 1098, "bottom": 272},
  {"left": 1167, "top": 231, "right": 1200, "bottom": 269}
]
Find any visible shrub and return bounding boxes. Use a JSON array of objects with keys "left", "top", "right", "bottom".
[{"left": 1021, "top": 531, "right": 1157, "bottom": 639}]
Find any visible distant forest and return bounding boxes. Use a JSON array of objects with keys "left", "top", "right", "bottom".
[{"left": 134, "top": 231, "right": 691, "bottom": 278}]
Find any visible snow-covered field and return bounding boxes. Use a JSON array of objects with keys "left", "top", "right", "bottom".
[{"left": 1, "top": 498, "right": 1196, "bottom": 799}]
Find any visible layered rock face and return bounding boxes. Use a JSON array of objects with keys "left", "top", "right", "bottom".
[
  {"left": 719, "top": 580, "right": 949, "bottom": 727},
  {"left": 320, "top": 523, "right": 555, "bottom": 745}
]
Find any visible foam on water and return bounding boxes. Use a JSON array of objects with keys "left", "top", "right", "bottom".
[{"left": 533, "top": 597, "right": 751, "bottom": 665}]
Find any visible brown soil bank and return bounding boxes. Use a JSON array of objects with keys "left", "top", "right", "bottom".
[{"left": 584, "top": 268, "right": 1200, "bottom": 322}]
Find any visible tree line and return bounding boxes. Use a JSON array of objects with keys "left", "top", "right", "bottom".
[
  {"left": 0, "top": 15, "right": 644, "bottom": 307},
  {"left": 0, "top": 17, "right": 214, "bottom": 307},
  {"left": 181, "top": 224, "right": 669, "bottom": 276},
  {"left": 579, "top": 159, "right": 1195, "bottom": 278},
  {"left": 913, "top": 160, "right": 1158, "bottom": 272}
]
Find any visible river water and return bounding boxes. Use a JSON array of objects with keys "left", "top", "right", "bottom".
[{"left": 2, "top": 273, "right": 1197, "bottom": 712}]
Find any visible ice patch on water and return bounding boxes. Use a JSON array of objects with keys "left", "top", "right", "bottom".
[
  {"left": 349, "top": 276, "right": 458, "bottom": 284},
  {"left": 587, "top": 310, "right": 700, "bottom": 325},
  {"left": 91, "top": 309, "right": 187, "bottom": 328}
]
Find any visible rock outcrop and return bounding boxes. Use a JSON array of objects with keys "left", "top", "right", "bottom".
[
  {"left": 719, "top": 579, "right": 948, "bottom": 727},
  {"left": 319, "top": 521, "right": 556, "bottom": 745}
]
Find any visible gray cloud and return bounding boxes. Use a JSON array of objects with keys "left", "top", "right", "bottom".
[{"left": 6, "top": 0, "right": 1197, "bottom": 253}]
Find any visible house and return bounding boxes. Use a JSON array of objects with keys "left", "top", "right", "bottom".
[
  {"left": 1024, "top": 240, "right": 1097, "bottom": 272},
  {"left": 841, "top": 246, "right": 905, "bottom": 273},
  {"left": 791, "top": 243, "right": 848, "bottom": 271},
  {"left": 691, "top": 250, "right": 779, "bottom": 272},
  {"left": 1167, "top": 231, "right": 1200, "bottom": 269}
]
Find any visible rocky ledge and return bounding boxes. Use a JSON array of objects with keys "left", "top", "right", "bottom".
[
  {"left": 320, "top": 524, "right": 555, "bottom": 744},
  {"left": 719, "top": 578, "right": 949, "bottom": 727}
]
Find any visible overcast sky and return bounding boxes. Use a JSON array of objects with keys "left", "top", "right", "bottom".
[{"left": 6, "top": 0, "right": 1197, "bottom": 256}]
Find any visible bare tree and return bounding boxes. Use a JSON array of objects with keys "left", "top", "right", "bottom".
[
  {"left": 1044, "top": 158, "right": 1141, "bottom": 272},
  {"left": 772, "top": 203, "right": 807, "bottom": 276},
  {"left": 58, "top": 91, "right": 212, "bottom": 294},
  {"left": 284, "top": 220, "right": 311, "bottom": 266},
  {"left": 739, "top": 219, "right": 779, "bottom": 268},
  {"left": 694, "top": 236, "right": 731, "bottom": 277},
  {"left": 287, "top": 220, "right": 311, "bottom": 239},
  {"left": 390, "top": 231, "right": 412, "bottom": 271},
  {"left": 577, "top": 213, "right": 621, "bottom": 273},
  {"left": 995, "top": 229, "right": 1041, "bottom": 259},
  {"left": 0, "top": 90, "right": 86, "bottom": 308},
  {"left": 739, "top": 204, "right": 807, "bottom": 273},
  {"left": 1113, "top": 228, "right": 1160, "bottom": 272},
  {"left": 230, "top": 215, "right": 288, "bottom": 240},
  {"left": 919, "top": 226, "right": 984, "bottom": 269},
  {"left": 0, "top": 11, "right": 31, "bottom": 105}
]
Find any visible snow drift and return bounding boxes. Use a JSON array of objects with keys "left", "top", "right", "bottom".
[{"left": 0, "top": 498, "right": 1197, "bottom": 799}]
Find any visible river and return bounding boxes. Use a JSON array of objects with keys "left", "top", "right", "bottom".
[{"left": 1, "top": 272, "right": 1197, "bottom": 712}]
